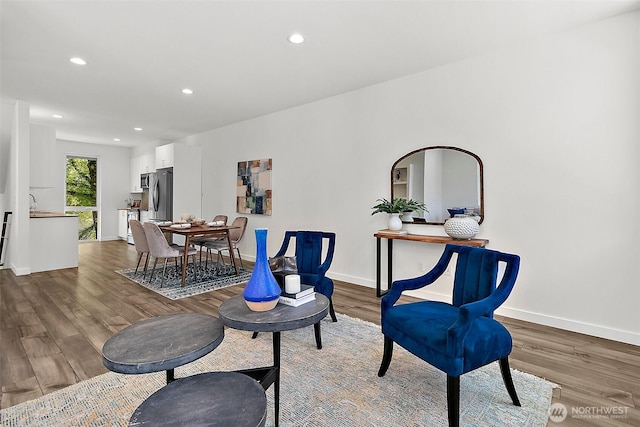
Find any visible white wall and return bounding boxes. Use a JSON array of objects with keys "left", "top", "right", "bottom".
[{"left": 177, "top": 12, "right": 640, "bottom": 345}]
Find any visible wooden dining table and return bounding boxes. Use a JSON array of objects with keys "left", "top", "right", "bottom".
[{"left": 159, "top": 224, "right": 240, "bottom": 287}]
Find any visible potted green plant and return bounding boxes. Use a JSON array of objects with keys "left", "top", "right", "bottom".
[
  {"left": 371, "top": 198, "right": 406, "bottom": 215},
  {"left": 371, "top": 198, "right": 428, "bottom": 230},
  {"left": 399, "top": 199, "right": 428, "bottom": 222}
]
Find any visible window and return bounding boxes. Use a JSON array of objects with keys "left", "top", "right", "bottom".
[{"left": 65, "top": 156, "right": 98, "bottom": 240}]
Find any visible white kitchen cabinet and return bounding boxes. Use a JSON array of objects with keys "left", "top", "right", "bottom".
[
  {"left": 140, "top": 153, "right": 154, "bottom": 173},
  {"left": 30, "top": 215, "right": 78, "bottom": 272},
  {"left": 155, "top": 144, "right": 174, "bottom": 169},
  {"left": 29, "top": 124, "right": 56, "bottom": 188},
  {"left": 118, "top": 209, "right": 128, "bottom": 239},
  {"left": 130, "top": 153, "right": 155, "bottom": 192}
]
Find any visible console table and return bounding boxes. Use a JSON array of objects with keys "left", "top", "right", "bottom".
[{"left": 374, "top": 233, "right": 489, "bottom": 297}]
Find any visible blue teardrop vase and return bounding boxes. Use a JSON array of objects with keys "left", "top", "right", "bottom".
[{"left": 243, "top": 228, "right": 281, "bottom": 311}]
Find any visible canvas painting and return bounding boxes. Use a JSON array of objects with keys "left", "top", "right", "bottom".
[{"left": 237, "top": 159, "right": 272, "bottom": 215}]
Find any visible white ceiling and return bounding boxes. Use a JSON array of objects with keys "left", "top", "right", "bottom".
[{"left": 2, "top": 0, "right": 639, "bottom": 150}]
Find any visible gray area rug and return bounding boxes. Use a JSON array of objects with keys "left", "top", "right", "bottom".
[
  {"left": 0, "top": 314, "right": 555, "bottom": 426},
  {"left": 116, "top": 262, "right": 253, "bottom": 300}
]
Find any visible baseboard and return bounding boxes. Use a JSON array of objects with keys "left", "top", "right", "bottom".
[
  {"left": 495, "top": 306, "right": 640, "bottom": 347},
  {"left": 10, "top": 263, "right": 31, "bottom": 276},
  {"left": 329, "top": 273, "right": 640, "bottom": 346}
]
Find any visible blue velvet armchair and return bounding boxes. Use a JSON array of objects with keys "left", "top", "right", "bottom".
[
  {"left": 378, "top": 244, "right": 521, "bottom": 427},
  {"left": 274, "top": 231, "right": 337, "bottom": 322}
]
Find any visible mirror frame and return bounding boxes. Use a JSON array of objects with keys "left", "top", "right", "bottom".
[{"left": 391, "top": 146, "right": 484, "bottom": 225}]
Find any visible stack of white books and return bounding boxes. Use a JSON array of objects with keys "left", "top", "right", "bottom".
[{"left": 278, "top": 284, "right": 316, "bottom": 307}]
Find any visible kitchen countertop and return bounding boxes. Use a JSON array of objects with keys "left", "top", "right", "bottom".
[{"left": 30, "top": 211, "right": 77, "bottom": 218}]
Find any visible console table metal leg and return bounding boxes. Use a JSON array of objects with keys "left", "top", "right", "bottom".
[
  {"left": 386, "top": 239, "right": 393, "bottom": 296},
  {"left": 376, "top": 237, "right": 382, "bottom": 297}
]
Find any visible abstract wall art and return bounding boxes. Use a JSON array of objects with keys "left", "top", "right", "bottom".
[{"left": 237, "top": 158, "right": 272, "bottom": 215}]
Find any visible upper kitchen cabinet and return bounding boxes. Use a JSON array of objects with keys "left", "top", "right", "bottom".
[
  {"left": 30, "top": 124, "right": 56, "bottom": 188},
  {"left": 155, "top": 144, "right": 175, "bottom": 169},
  {"left": 156, "top": 143, "right": 202, "bottom": 219},
  {"left": 130, "top": 153, "right": 155, "bottom": 192}
]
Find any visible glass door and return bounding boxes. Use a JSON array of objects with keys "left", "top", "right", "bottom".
[{"left": 65, "top": 156, "right": 98, "bottom": 240}]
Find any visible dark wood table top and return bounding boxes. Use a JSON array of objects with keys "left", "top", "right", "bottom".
[
  {"left": 218, "top": 294, "right": 329, "bottom": 333},
  {"left": 159, "top": 224, "right": 239, "bottom": 236},
  {"left": 102, "top": 313, "right": 224, "bottom": 375},
  {"left": 129, "top": 372, "right": 267, "bottom": 427}
]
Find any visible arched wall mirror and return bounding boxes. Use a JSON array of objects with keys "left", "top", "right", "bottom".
[{"left": 391, "top": 146, "right": 484, "bottom": 225}]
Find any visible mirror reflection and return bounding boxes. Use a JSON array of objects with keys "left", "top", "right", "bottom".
[{"left": 391, "top": 146, "right": 483, "bottom": 224}]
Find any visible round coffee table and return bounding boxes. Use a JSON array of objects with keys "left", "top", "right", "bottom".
[
  {"left": 129, "top": 372, "right": 267, "bottom": 426},
  {"left": 102, "top": 313, "right": 224, "bottom": 383},
  {"left": 218, "top": 294, "right": 329, "bottom": 427}
]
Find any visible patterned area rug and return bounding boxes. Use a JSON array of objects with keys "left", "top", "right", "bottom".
[
  {"left": 0, "top": 314, "right": 555, "bottom": 426},
  {"left": 115, "top": 262, "right": 253, "bottom": 300}
]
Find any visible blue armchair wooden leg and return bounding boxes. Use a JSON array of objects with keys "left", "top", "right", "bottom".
[
  {"left": 499, "top": 357, "right": 521, "bottom": 406},
  {"left": 377, "top": 336, "right": 394, "bottom": 377},
  {"left": 252, "top": 331, "right": 259, "bottom": 339},
  {"left": 447, "top": 375, "right": 460, "bottom": 427},
  {"left": 329, "top": 298, "right": 337, "bottom": 322}
]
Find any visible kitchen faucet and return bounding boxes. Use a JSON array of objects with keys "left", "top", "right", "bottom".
[{"left": 29, "top": 193, "right": 37, "bottom": 211}]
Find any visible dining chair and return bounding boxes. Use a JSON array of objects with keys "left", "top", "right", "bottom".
[
  {"left": 203, "top": 216, "right": 248, "bottom": 268},
  {"left": 378, "top": 244, "right": 521, "bottom": 427},
  {"left": 143, "top": 222, "right": 198, "bottom": 287},
  {"left": 192, "top": 215, "right": 228, "bottom": 263},
  {"left": 128, "top": 219, "right": 150, "bottom": 278}
]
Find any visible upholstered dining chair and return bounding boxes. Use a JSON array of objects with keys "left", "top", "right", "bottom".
[
  {"left": 192, "top": 215, "right": 228, "bottom": 263},
  {"left": 143, "top": 222, "right": 198, "bottom": 287},
  {"left": 129, "top": 219, "right": 150, "bottom": 278},
  {"left": 378, "top": 244, "right": 521, "bottom": 427},
  {"left": 203, "top": 216, "right": 248, "bottom": 268}
]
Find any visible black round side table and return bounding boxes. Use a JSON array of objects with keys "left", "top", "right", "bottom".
[{"left": 129, "top": 371, "right": 267, "bottom": 426}]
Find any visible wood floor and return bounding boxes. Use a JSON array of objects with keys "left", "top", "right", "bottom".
[{"left": 1, "top": 240, "right": 638, "bottom": 426}]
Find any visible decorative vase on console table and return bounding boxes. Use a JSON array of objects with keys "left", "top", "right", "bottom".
[
  {"left": 444, "top": 214, "right": 480, "bottom": 240},
  {"left": 243, "top": 228, "right": 282, "bottom": 311},
  {"left": 387, "top": 213, "right": 403, "bottom": 231}
]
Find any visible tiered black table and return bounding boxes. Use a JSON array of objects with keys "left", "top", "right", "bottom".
[
  {"left": 102, "top": 313, "right": 268, "bottom": 426},
  {"left": 101, "top": 313, "right": 224, "bottom": 383},
  {"left": 129, "top": 371, "right": 267, "bottom": 426},
  {"left": 218, "top": 294, "right": 330, "bottom": 427}
]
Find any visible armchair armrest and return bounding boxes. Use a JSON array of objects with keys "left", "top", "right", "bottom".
[
  {"left": 274, "top": 231, "right": 295, "bottom": 258},
  {"left": 381, "top": 247, "right": 455, "bottom": 312},
  {"left": 446, "top": 254, "right": 520, "bottom": 357},
  {"left": 317, "top": 233, "right": 335, "bottom": 278}
]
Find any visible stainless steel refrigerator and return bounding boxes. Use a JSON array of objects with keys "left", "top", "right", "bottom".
[{"left": 152, "top": 167, "right": 173, "bottom": 221}]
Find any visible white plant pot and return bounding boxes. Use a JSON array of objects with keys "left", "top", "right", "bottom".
[
  {"left": 400, "top": 212, "right": 414, "bottom": 222},
  {"left": 387, "top": 213, "right": 403, "bottom": 231}
]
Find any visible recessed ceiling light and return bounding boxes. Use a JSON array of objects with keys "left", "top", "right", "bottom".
[
  {"left": 52, "top": 114, "right": 63, "bottom": 119},
  {"left": 182, "top": 88, "right": 194, "bottom": 95},
  {"left": 134, "top": 127, "right": 142, "bottom": 131},
  {"left": 113, "top": 138, "right": 121, "bottom": 142},
  {"left": 288, "top": 33, "right": 304, "bottom": 44},
  {"left": 70, "top": 57, "right": 87, "bottom": 65}
]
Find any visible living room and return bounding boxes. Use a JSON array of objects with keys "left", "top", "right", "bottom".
[{"left": 1, "top": 2, "right": 639, "bottom": 426}]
